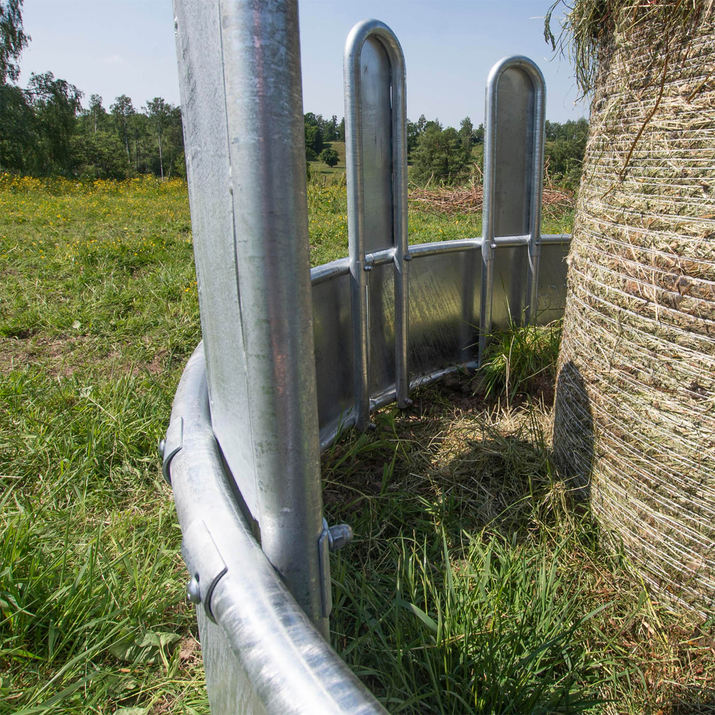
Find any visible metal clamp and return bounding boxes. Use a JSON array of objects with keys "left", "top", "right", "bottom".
[
  {"left": 181, "top": 520, "right": 228, "bottom": 623},
  {"left": 160, "top": 416, "right": 183, "bottom": 485}
]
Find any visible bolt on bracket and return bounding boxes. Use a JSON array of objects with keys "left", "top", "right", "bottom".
[
  {"left": 318, "top": 518, "right": 354, "bottom": 619},
  {"left": 181, "top": 519, "right": 228, "bottom": 623}
]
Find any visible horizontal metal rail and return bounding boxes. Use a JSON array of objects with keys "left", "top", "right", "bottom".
[
  {"left": 310, "top": 232, "right": 571, "bottom": 451},
  {"left": 317, "top": 361, "right": 485, "bottom": 452},
  {"left": 308, "top": 234, "right": 570, "bottom": 287}
]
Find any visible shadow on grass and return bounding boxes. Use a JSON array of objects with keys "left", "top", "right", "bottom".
[
  {"left": 552, "top": 360, "right": 595, "bottom": 502},
  {"left": 322, "top": 371, "right": 601, "bottom": 714}
]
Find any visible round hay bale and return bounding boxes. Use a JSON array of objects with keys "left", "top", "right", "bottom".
[{"left": 553, "top": 5, "right": 715, "bottom": 612}]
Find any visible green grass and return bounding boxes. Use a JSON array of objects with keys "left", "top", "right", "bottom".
[
  {"left": 1, "top": 174, "right": 712, "bottom": 714},
  {"left": 307, "top": 176, "right": 574, "bottom": 266},
  {"left": 308, "top": 141, "right": 347, "bottom": 179},
  {"left": 324, "top": 377, "right": 715, "bottom": 714},
  {"left": 477, "top": 320, "right": 563, "bottom": 404},
  {"left": 0, "top": 175, "right": 204, "bottom": 714}
]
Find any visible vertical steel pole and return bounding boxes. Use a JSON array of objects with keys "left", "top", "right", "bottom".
[
  {"left": 175, "top": 0, "right": 327, "bottom": 634},
  {"left": 218, "top": 0, "right": 326, "bottom": 634},
  {"left": 344, "top": 20, "right": 410, "bottom": 427},
  {"left": 525, "top": 70, "right": 546, "bottom": 325},
  {"left": 344, "top": 26, "right": 370, "bottom": 432},
  {"left": 391, "top": 37, "right": 410, "bottom": 411},
  {"left": 479, "top": 72, "right": 498, "bottom": 367}
]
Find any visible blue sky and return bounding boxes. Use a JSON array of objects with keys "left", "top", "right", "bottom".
[{"left": 19, "top": 0, "right": 587, "bottom": 127}]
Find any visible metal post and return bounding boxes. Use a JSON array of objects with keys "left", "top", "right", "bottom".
[
  {"left": 344, "top": 20, "right": 410, "bottom": 430},
  {"left": 523, "top": 67, "right": 546, "bottom": 325},
  {"left": 479, "top": 56, "right": 546, "bottom": 366},
  {"left": 174, "top": 0, "right": 327, "bottom": 633}
]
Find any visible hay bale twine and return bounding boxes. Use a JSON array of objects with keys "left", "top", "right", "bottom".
[{"left": 553, "top": 6, "right": 715, "bottom": 612}]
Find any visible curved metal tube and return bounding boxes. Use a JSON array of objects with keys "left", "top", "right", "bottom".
[
  {"left": 169, "top": 229, "right": 571, "bottom": 707},
  {"left": 344, "top": 20, "right": 410, "bottom": 430},
  {"left": 170, "top": 346, "right": 387, "bottom": 715},
  {"left": 480, "top": 56, "right": 547, "bottom": 365},
  {"left": 309, "top": 233, "right": 571, "bottom": 451}
]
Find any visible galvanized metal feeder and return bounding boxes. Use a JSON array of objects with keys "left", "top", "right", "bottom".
[{"left": 164, "top": 1, "right": 571, "bottom": 711}]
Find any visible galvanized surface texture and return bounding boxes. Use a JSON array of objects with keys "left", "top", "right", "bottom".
[
  {"left": 169, "top": 348, "right": 388, "bottom": 715},
  {"left": 312, "top": 236, "right": 570, "bottom": 449},
  {"left": 480, "top": 56, "right": 546, "bottom": 363},
  {"left": 174, "top": 0, "right": 327, "bottom": 633},
  {"left": 172, "top": 0, "right": 255, "bottom": 505},
  {"left": 345, "top": 20, "right": 410, "bottom": 430},
  {"left": 172, "top": 3, "right": 569, "bottom": 708}
]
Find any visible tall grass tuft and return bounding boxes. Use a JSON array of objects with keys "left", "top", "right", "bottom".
[{"left": 478, "top": 320, "right": 562, "bottom": 403}]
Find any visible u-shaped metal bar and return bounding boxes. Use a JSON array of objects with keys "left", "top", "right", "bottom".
[
  {"left": 480, "top": 56, "right": 546, "bottom": 365},
  {"left": 344, "top": 20, "right": 410, "bottom": 431}
]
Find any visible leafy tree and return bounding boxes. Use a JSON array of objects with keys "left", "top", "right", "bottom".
[
  {"left": 110, "top": 94, "right": 134, "bottom": 165},
  {"left": 0, "top": 82, "right": 34, "bottom": 171},
  {"left": 162, "top": 105, "right": 184, "bottom": 179},
  {"left": 323, "top": 115, "right": 339, "bottom": 142},
  {"left": 27, "top": 71, "right": 82, "bottom": 174},
  {"left": 338, "top": 117, "right": 345, "bottom": 141},
  {"left": 459, "top": 116, "right": 474, "bottom": 148},
  {"left": 72, "top": 129, "right": 129, "bottom": 179},
  {"left": 0, "top": 0, "right": 28, "bottom": 84},
  {"left": 129, "top": 110, "right": 153, "bottom": 174},
  {"left": 145, "top": 96, "right": 172, "bottom": 179},
  {"left": 85, "top": 94, "right": 107, "bottom": 134},
  {"left": 319, "top": 147, "right": 339, "bottom": 168},
  {"left": 544, "top": 118, "right": 588, "bottom": 187},
  {"left": 304, "top": 113, "right": 324, "bottom": 158},
  {"left": 406, "top": 118, "right": 421, "bottom": 156},
  {"left": 412, "top": 121, "right": 470, "bottom": 185},
  {"left": 0, "top": 0, "right": 33, "bottom": 172},
  {"left": 459, "top": 117, "right": 484, "bottom": 149}
]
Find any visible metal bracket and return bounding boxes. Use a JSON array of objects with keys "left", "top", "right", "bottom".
[
  {"left": 160, "top": 416, "right": 183, "bottom": 485},
  {"left": 318, "top": 518, "right": 354, "bottom": 619},
  {"left": 181, "top": 520, "right": 228, "bottom": 623}
]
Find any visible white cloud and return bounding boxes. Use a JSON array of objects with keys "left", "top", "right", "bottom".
[{"left": 103, "top": 54, "right": 124, "bottom": 65}]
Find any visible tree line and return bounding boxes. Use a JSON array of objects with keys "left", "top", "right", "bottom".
[
  {"left": 304, "top": 106, "right": 588, "bottom": 189},
  {"left": 406, "top": 114, "right": 588, "bottom": 188},
  {"left": 0, "top": 0, "right": 184, "bottom": 180},
  {"left": 0, "top": 1, "right": 588, "bottom": 186},
  {"left": 0, "top": 79, "right": 184, "bottom": 180}
]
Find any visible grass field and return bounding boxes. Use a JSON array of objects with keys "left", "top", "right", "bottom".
[
  {"left": 0, "top": 175, "right": 713, "bottom": 714},
  {"left": 308, "top": 141, "right": 347, "bottom": 179}
]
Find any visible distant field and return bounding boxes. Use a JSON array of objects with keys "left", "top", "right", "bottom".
[
  {"left": 1, "top": 177, "right": 711, "bottom": 714},
  {"left": 309, "top": 140, "right": 347, "bottom": 178}
]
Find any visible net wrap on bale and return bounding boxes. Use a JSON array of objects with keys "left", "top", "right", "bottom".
[{"left": 553, "top": 8, "right": 715, "bottom": 612}]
